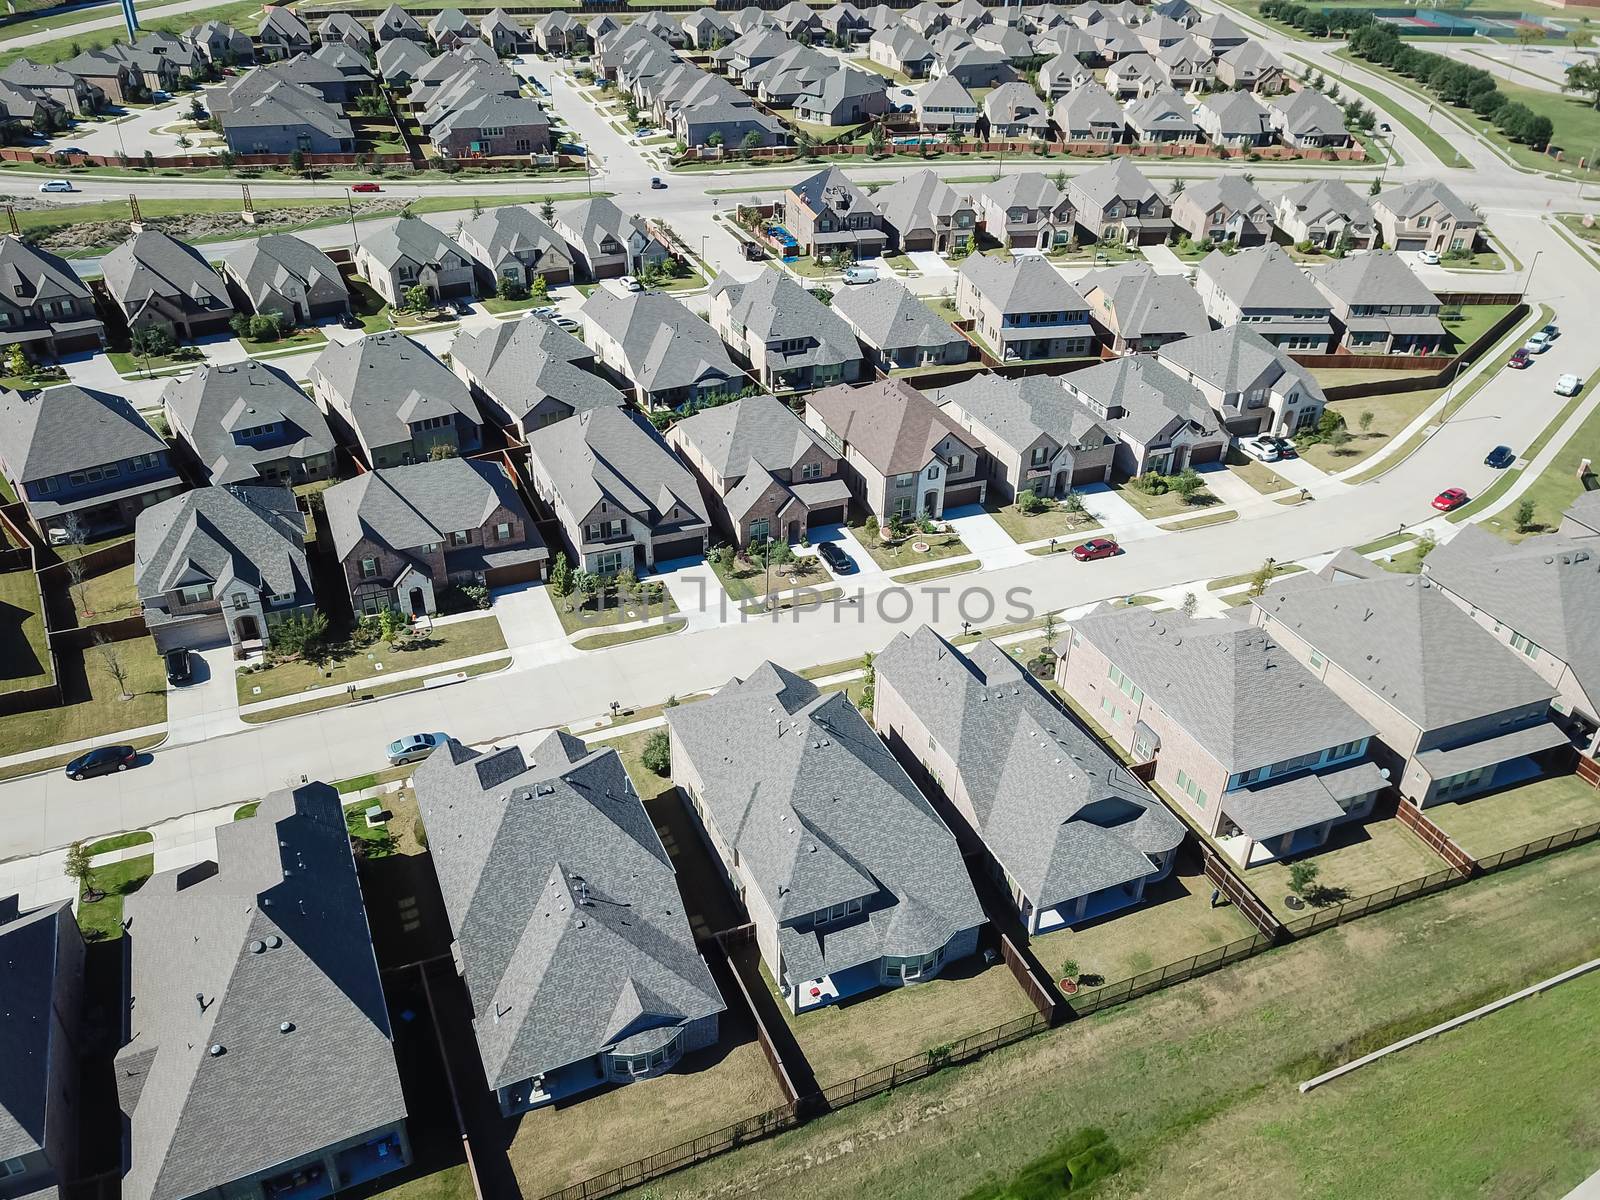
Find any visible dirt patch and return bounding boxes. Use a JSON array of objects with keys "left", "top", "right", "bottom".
[{"left": 10, "top": 198, "right": 399, "bottom": 251}]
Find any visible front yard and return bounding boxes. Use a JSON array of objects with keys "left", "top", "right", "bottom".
[
  {"left": 236, "top": 614, "right": 506, "bottom": 704},
  {"left": 0, "top": 644, "right": 166, "bottom": 757},
  {"left": 856, "top": 526, "right": 970, "bottom": 571},
  {"left": 1108, "top": 475, "right": 1218, "bottom": 519},
  {"left": 1429, "top": 772, "right": 1600, "bottom": 859},
  {"left": 552, "top": 582, "right": 679, "bottom": 636},
  {"left": 985, "top": 499, "right": 1099, "bottom": 544},
  {"left": 711, "top": 550, "right": 828, "bottom": 601},
  {"left": 1297, "top": 388, "right": 1442, "bottom": 473},
  {"left": 1239, "top": 814, "right": 1451, "bottom": 923},
  {"left": 1225, "top": 451, "right": 1294, "bottom": 496}
]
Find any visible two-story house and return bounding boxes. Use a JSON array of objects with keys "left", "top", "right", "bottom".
[
  {"left": 1195, "top": 90, "right": 1275, "bottom": 149},
  {"left": 580, "top": 290, "right": 747, "bottom": 411},
  {"left": 527, "top": 404, "right": 710, "bottom": 573},
  {"left": 1052, "top": 80, "right": 1127, "bottom": 143},
  {"left": 877, "top": 626, "right": 1186, "bottom": 930},
  {"left": 1057, "top": 353, "right": 1228, "bottom": 476},
  {"left": 913, "top": 72, "right": 980, "bottom": 135},
  {"left": 449, "top": 315, "right": 624, "bottom": 439},
  {"left": 1171, "top": 175, "right": 1272, "bottom": 247},
  {"left": 256, "top": 4, "right": 313, "bottom": 58},
  {"left": 667, "top": 662, "right": 986, "bottom": 1013},
  {"left": 707, "top": 269, "right": 863, "bottom": 394},
  {"left": 1156, "top": 325, "right": 1326, "bottom": 438},
  {"left": 1215, "top": 41, "right": 1287, "bottom": 93},
  {"left": 955, "top": 254, "right": 1095, "bottom": 362},
  {"left": 100, "top": 230, "right": 234, "bottom": 342},
  {"left": 782, "top": 166, "right": 888, "bottom": 261},
  {"left": 222, "top": 233, "right": 350, "bottom": 329},
  {"left": 551, "top": 197, "right": 670, "bottom": 281},
  {"left": 1372, "top": 180, "right": 1483, "bottom": 255},
  {"left": 325, "top": 455, "right": 546, "bottom": 615},
  {"left": 872, "top": 169, "right": 978, "bottom": 254},
  {"left": 982, "top": 80, "right": 1050, "bottom": 138},
  {"left": 0, "top": 235, "right": 105, "bottom": 361},
  {"left": 1194, "top": 244, "right": 1336, "bottom": 352},
  {"left": 456, "top": 205, "right": 576, "bottom": 292},
  {"left": 163, "top": 360, "right": 336, "bottom": 486},
  {"left": 831, "top": 279, "right": 971, "bottom": 373},
  {"left": 975, "top": 172, "right": 1075, "bottom": 250},
  {"left": 805, "top": 378, "right": 987, "bottom": 521},
  {"left": 134, "top": 483, "right": 315, "bottom": 653},
  {"left": 1251, "top": 569, "right": 1570, "bottom": 808},
  {"left": 1065, "top": 157, "right": 1172, "bottom": 245},
  {"left": 1125, "top": 88, "right": 1202, "bottom": 144},
  {"left": 1078, "top": 261, "right": 1210, "bottom": 355},
  {"left": 375, "top": 3, "right": 426, "bottom": 43},
  {"left": 1309, "top": 250, "right": 1446, "bottom": 355},
  {"left": 666, "top": 394, "right": 850, "bottom": 546},
  {"left": 0, "top": 384, "right": 182, "bottom": 541},
  {"left": 1273, "top": 179, "right": 1378, "bottom": 250},
  {"left": 354, "top": 217, "right": 474, "bottom": 310},
  {"left": 869, "top": 26, "right": 935, "bottom": 78},
  {"left": 308, "top": 332, "right": 484, "bottom": 468}
]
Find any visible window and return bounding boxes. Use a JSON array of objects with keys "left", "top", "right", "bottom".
[
  {"left": 1510, "top": 632, "right": 1539, "bottom": 659},
  {"left": 884, "top": 947, "right": 941, "bottom": 981},
  {"left": 69, "top": 464, "right": 118, "bottom": 486},
  {"left": 1309, "top": 650, "right": 1325, "bottom": 670},
  {"left": 749, "top": 517, "right": 770, "bottom": 543},
  {"left": 799, "top": 461, "right": 823, "bottom": 481},
  {"left": 1099, "top": 695, "right": 1122, "bottom": 724},
  {"left": 450, "top": 530, "right": 471, "bottom": 546},
  {"left": 894, "top": 472, "right": 916, "bottom": 489},
  {"left": 359, "top": 557, "right": 379, "bottom": 579},
  {"left": 1176, "top": 768, "right": 1208, "bottom": 808},
  {"left": 927, "top": 463, "right": 940, "bottom": 480},
  {"left": 495, "top": 522, "right": 512, "bottom": 542},
  {"left": 268, "top": 592, "right": 295, "bottom": 606},
  {"left": 1107, "top": 663, "right": 1143, "bottom": 704},
  {"left": 1030, "top": 446, "right": 1050, "bottom": 467},
  {"left": 946, "top": 454, "right": 965, "bottom": 473},
  {"left": 178, "top": 583, "right": 212, "bottom": 605},
  {"left": 231, "top": 592, "right": 251, "bottom": 611},
  {"left": 814, "top": 897, "right": 863, "bottom": 926},
  {"left": 0, "top": 1159, "right": 24, "bottom": 1180}
]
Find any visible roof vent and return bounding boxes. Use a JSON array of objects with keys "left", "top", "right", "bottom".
[
  {"left": 249, "top": 939, "right": 266, "bottom": 954},
  {"left": 279, "top": 1021, "right": 295, "bottom": 1034},
  {"left": 208, "top": 1044, "right": 225, "bottom": 1057},
  {"left": 265, "top": 935, "right": 281, "bottom": 949}
]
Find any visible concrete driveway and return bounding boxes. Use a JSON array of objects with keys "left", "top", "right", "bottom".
[
  {"left": 1198, "top": 464, "right": 1266, "bottom": 511},
  {"left": 810, "top": 522, "right": 882, "bottom": 583},
  {"left": 1073, "top": 484, "right": 1160, "bottom": 540},
  {"left": 165, "top": 645, "right": 245, "bottom": 745},
  {"left": 943, "top": 504, "right": 1028, "bottom": 567}
]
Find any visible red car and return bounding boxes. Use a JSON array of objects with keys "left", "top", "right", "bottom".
[
  {"left": 1432, "top": 487, "right": 1469, "bottom": 512},
  {"left": 1508, "top": 348, "right": 1532, "bottom": 370},
  {"left": 1072, "top": 537, "right": 1120, "bottom": 561},
  {"left": 350, "top": 182, "right": 382, "bottom": 193}
]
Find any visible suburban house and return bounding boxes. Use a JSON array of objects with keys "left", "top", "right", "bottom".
[
  {"left": 1038, "top": 46, "right": 1096, "bottom": 97},
  {"left": 793, "top": 64, "right": 888, "bottom": 126},
  {"left": 955, "top": 254, "right": 1095, "bottom": 362},
  {"left": 1057, "top": 607, "right": 1386, "bottom": 868},
  {"left": 782, "top": 167, "right": 888, "bottom": 261},
  {"left": 930, "top": 372, "right": 1117, "bottom": 501},
  {"left": 1250, "top": 570, "right": 1569, "bottom": 808},
  {"left": 1079, "top": 261, "right": 1211, "bottom": 354},
  {"left": 876, "top": 626, "right": 1185, "bottom": 931},
  {"left": 428, "top": 7, "right": 477, "bottom": 49},
  {"left": 413, "top": 732, "right": 724, "bottom": 1113},
  {"left": 325, "top": 455, "right": 545, "bottom": 615},
  {"left": 100, "top": 229, "right": 233, "bottom": 341},
  {"left": 1155, "top": 36, "right": 1214, "bottom": 91},
  {"left": 1214, "top": 41, "right": 1286, "bottom": 92},
  {"left": 1126, "top": 89, "right": 1202, "bottom": 144},
  {"left": 914, "top": 73, "right": 980, "bottom": 135},
  {"left": 210, "top": 73, "right": 356, "bottom": 155},
  {"left": 1423, "top": 526, "right": 1600, "bottom": 764},
  {"left": 457, "top": 206, "right": 575, "bottom": 292},
  {"left": 1194, "top": 244, "right": 1336, "bottom": 352},
  {"left": 1560, "top": 492, "right": 1600, "bottom": 540},
  {"left": 377, "top": 39, "right": 430, "bottom": 84},
  {"left": 163, "top": 360, "right": 336, "bottom": 486},
  {"left": 707, "top": 270, "right": 863, "bottom": 394},
  {"left": 667, "top": 662, "right": 986, "bottom": 1013},
  {"left": 0, "top": 895, "right": 84, "bottom": 1200},
  {"left": 526, "top": 404, "right": 711, "bottom": 573},
  {"left": 580, "top": 290, "right": 747, "bottom": 411},
  {"left": 1052, "top": 81, "right": 1127, "bottom": 142},
  {"left": 804, "top": 378, "right": 987, "bottom": 521},
  {"left": 1195, "top": 90, "right": 1275, "bottom": 148},
  {"left": 831, "top": 279, "right": 971, "bottom": 372},
  {"left": 450, "top": 316, "right": 623, "bottom": 438},
  {"left": 1191, "top": 11, "right": 1247, "bottom": 54},
  {"left": 187, "top": 20, "right": 255, "bottom": 65},
  {"left": 222, "top": 233, "right": 350, "bottom": 328},
  {"left": 319, "top": 11, "right": 370, "bottom": 48},
  {"left": 1308, "top": 251, "right": 1446, "bottom": 355},
  {"left": 1065, "top": 158, "right": 1172, "bottom": 245},
  {"left": 1104, "top": 51, "right": 1159, "bottom": 98},
  {"left": 936, "top": 41, "right": 1014, "bottom": 87},
  {"left": 1269, "top": 86, "right": 1351, "bottom": 149},
  {"left": 481, "top": 8, "right": 531, "bottom": 53},
  {"left": 133, "top": 483, "right": 315, "bottom": 653},
  {"left": 1373, "top": 180, "right": 1484, "bottom": 255},
  {"left": 1057, "top": 354, "right": 1227, "bottom": 476},
  {"left": 982, "top": 81, "right": 1050, "bottom": 138},
  {"left": 666, "top": 393, "right": 851, "bottom": 546},
  {"left": 533, "top": 10, "right": 584, "bottom": 54},
  {"left": 0, "top": 235, "right": 105, "bottom": 361},
  {"left": 354, "top": 217, "right": 475, "bottom": 309},
  {"left": 256, "top": 4, "right": 313, "bottom": 58},
  {"left": 903, "top": 0, "right": 949, "bottom": 35},
  {"left": 1156, "top": 325, "right": 1327, "bottom": 438},
  {"left": 116, "top": 783, "right": 410, "bottom": 1200},
  {"left": 0, "top": 384, "right": 182, "bottom": 541},
  {"left": 680, "top": 9, "right": 734, "bottom": 49},
  {"left": 0, "top": 59, "right": 100, "bottom": 116},
  {"left": 820, "top": 3, "right": 870, "bottom": 43},
  {"left": 429, "top": 92, "right": 552, "bottom": 158},
  {"left": 308, "top": 332, "right": 484, "bottom": 468},
  {"left": 375, "top": 2, "right": 426, "bottom": 42},
  {"left": 975, "top": 172, "right": 1075, "bottom": 250},
  {"left": 1273, "top": 179, "right": 1378, "bottom": 250},
  {"left": 1171, "top": 175, "right": 1273, "bottom": 247},
  {"left": 869, "top": 26, "right": 936, "bottom": 78},
  {"left": 1137, "top": 13, "right": 1188, "bottom": 52},
  {"left": 874, "top": 169, "right": 978, "bottom": 253},
  {"left": 55, "top": 48, "right": 148, "bottom": 102},
  {"left": 552, "top": 198, "right": 670, "bottom": 280}
]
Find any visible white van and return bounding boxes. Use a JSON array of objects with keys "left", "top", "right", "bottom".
[{"left": 842, "top": 265, "right": 879, "bottom": 285}]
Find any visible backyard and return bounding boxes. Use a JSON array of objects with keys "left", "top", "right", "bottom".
[
  {"left": 69, "top": 562, "right": 139, "bottom": 622},
  {"left": 0, "top": 644, "right": 166, "bottom": 757},
  {"left": 0, "top": 568, "right": 50, "bottom": 694},
  {"left": 1428, "top": 772, "right": 1600, "bottom": 858}
]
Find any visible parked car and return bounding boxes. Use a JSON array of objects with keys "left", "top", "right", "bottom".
[
  {"left": 743, "top": 241, "right": 767, "bottom": 262},
  {"left": 1238, "top": 436, "right": 1280, "bottom": 463},
  {"left": 1540, "top": 323, "right": 1560, "bottom": 341},
  {"left": 1072, "top": 537, "right": 1120, "bottom": 561},
  {"left": 451, "top": 297, "right": 473, "bottom": 316},
  {"left": 38, "top": 179, "right": 75, "bottom": 193},
  {"left": 529, "top": 305, "right": 558, "bottom": 318},
  {"left": 350, "top": 181, "right": 382, "bottom": 193},
  {"left": 386, "top": 732, "right": 449, "bottom": 766},
  {"left": 164, "top": 646, "right": 192, "bottom": 686},
  {"left": 1418, "top": 249, "right": 1441, "bottom": 265},
  {"left": 843, "top": 266, "right": 880, "bottom": 285},
  {"left": 619, "top": 275, "right": 643, "bottom": 292},
  {"left": 1432, "top": 487, "right": 1469, "bottom": 512},
  {"left": 816, "top": 540, "right": 855, "bottom": 575},
  {"left": 339, "top": 312, "right": 363, "bottom": 330},
  {"left": 1261, "top": 436, "right": 1298, "bottom": 459},
  {"left": 1508, "top": 348, "right": 1533, "bottom": 370},
  {"left": 64, "top": 745, "right": 138, "bottom": 781},
  {"left": 1484, "top": 445, "right": 1516, "bottom": 469},
  {"left": 650, "top": 176, "right": 666, "bottom": 189},
  {"left": 1555, "top": 373, "right": 1583, "bottom": 396},
  {"left": 552, "top": 315, "right": 580, "bottom": 332},
  {"left": 1525, "top": 331, "right": 1555, "bottom": 354}
]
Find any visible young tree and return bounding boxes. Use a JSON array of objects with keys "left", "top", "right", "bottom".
[
  {"left": 641, "top": 729, "right": 671, "bottom": 775},
  {"left": 1247, "top": 557, "right": 1277, "bottom": 598},
  {"left": 94, "top": 636, "right": 132, "bottom": 700},
  {"left": 1414, "top": 528, "right": 1439, "bottom": 562},
  {"left": 741, "top": 130, "right": 763, "bottom": 151},
  {"left": 528, "top": 274, "right": 549, "bottom": 300},
  {"left": 549, "top": 551, "right": 572, "bottom": 597},
  {"left": 130, "top": 325, "right": 175, "bottom": 360},
  {"left": 1326, "top": 425, "right": 1353, "bottom": 455},
  {"left": 1358, "top": 409, "right": 1375, "bottom": 434},
  {"left": 427, "top": 443, "right": 457, "bottom": 460},
  {"left": 64, "top": 841, "right": 96, "bottom": 899},
  {"left": 1041, "top": 609, "right": 1058, "bottom": 648},
  {"left": 403, "top": 283, "right": 430, "bottom": 313},
  {"left": 1170, "top": 467, "right": 1204, "bottom": 504},
  {"left": 539, "top": 197, "right": 556, "bottom": 223},
  {"left": 5, "top": 344, "right": 29, "bottom": 380},
  {"left": 1288, "top": 861, "right": 1320, "bottom": 902},
  {"left": 858, "top": 650, "right": 876, "bottom": 712},
  {"left": 1181, "top": 591, "right": 1199, "bottom": 618},
  {"left": 1016, "top": 487, "right": 1046, "bottom": 515},
  {"left": 1515, "top": 497, "right": 1537, "bottom": 532},
  {"left": 1368, "top": 176, "right": 1383, "bottom": 196}
]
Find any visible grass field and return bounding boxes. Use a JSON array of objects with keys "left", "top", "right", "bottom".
[
  {"left": 1475, "top": 378, "right": 1599, "bottom": 540},
  {"left": 78, "top": 853, "right": 154, "bottom": 940},
  {"left": 1429, "top": 772, "right": 1600, "bottom": 858},
  {"left": 1241, "top": 815, "right": 1451, "bottom": 922},
  {"left": 1300, "top": 388, "right": 1441, "bottom": 472},
  {"left": 893, "top": 559, "right": 980, "bottom": 585},
  {"left": 0, "top": 645, "right": 165, "bottom": 757},
  {"left": 984, "top": 501, "right": 1097, "bottom": 544},
  {"left": 0, "top": 0, "right": 267, "bottom": 67},
  {"left": 643, "top": 837, "right": 1600, "bottom": 1200},
  {"left": 859, "top": 529, "right": 970, "bottom": 571},
  {"left": 0, "top": 568, "right": 50, "bottom": 695}
]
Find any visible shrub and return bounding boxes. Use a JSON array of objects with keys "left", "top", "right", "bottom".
[
  {"left": 641, "top": 730, "right": 671, "bottom": 776},
  {"left": 1016, "top": 487, "right": 1048, "bottom": 515}
]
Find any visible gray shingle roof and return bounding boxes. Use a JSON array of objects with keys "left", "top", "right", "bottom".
[
  {"left": 117, "top": 784, "right": 405, "bottom": 1200},
  {"left": 1079, "top": 261, "right": 1210, "bottom": 343},
  {"left": 1199, "top": 244, "right": 1329, "bottom": 312},
  {"left": 101, "top": 229, "right": 229, "bottom": 313},
  {"left": 162, "top": 360, "right": 334, "bottom": 486},
  {"left": 1126, "top": 88, "right": 1200, "bottom": 136},
  {"left": 308, "top": 331, "right": 481, "bottom": 453},
  {"left": 360, "top": 216, "right": 469, "bottom": 274},
  {"left": 0, "top": 383, "right": 165, "bottom": 483},
  {"left": 1375, "top": 179, "right": 1478, "bottom": 224},
  {"left": 876, "top": 627, "right": 1183, "bottom": 909},
  {"left": 832, "top": 278, "right": 967, "bottom": 353},
  {"left": 432, "top": 92, "right": 550, "bottom": 141},
  {"left": 874, "top": 169, "right": 975, "bottom": 238},
  {"left": 1221, "top": 761, "right": 1386, "bottom": 842},
  {"left": 1067, "top": 156, "right": 1162, "bottom": 210},
  {"left": 413, "top": 732, "right": 723, "bottom": 1092},
  {"left": 528, "top": 404, "right": 709, "bottom": 527},
  {"left": 669, "top": 393, "right": 835, "bottom": 483},
  {"left": 0, "top": 897, "right": 71, "bottom": 1164},
  {"left": 958, "top": 253, "right": 1087, "bottom": 315},
  {"left": 134, "top": 482, "right": 309, "bottom": 605},
  {"left": 1253, "top": 573, "right": 1556, "bottom": 729},
  {"left": 225, "top": 233, "right": 346, "bottom": 315},
  {"left": 1271, "top": 86, "right": 1347, "bottom": 138},
  {"left": 579, "top": 290, "right": 743, "bottom": 395},
  {"left": 1155, "top": 324, "right": 1324, "bottom": 403},
  {"left": 929, "top": 371, "right": 1110, "bottom": 456},
  {"left": 1180, "top": 175, "right": 1268, "bottom": 221},
  {"left": 709, "top": 269, "right": 860, "bottom": 371},
  {"left": 666, "top": 662, "right": 984, "bottom": 983},
  {"left": 324, "top": 455, "right": 537, "bottom": 562},
  {"left": 1278, "top": 178, "right": 1373, "bottom": 231},
  {"left": 450, "top": 316, "right": 622, "bottom": 424},
  {"left": 806, "top": 378, "right": 974, "bottom": 475},
  {"left": 0, "top": 235, "right": 92, "bottom": 311},
  {"left": 1308, "top": 249, "right": 1441, "bottom": 310},
  {"left": 457, "top": 205, "right": 571, "bottom": 276},
  {"left": 1053, "top": 80, "right": 1125, "bottom": 133},
  {"left": 1060, "top": 354, "right": 1218, "bottom": 444},
  {"left": 1066, "top": 607, "right": 1374, "bottom": 774},
  {"left": 1218, "top": 40, "right": 1281, "bottom": 76},
  {"left": 1198, "top": 89, "right": 1272, "bottom": 140},
  {"left": 377, "top": 38, "right": 431, "bottom": 80}
]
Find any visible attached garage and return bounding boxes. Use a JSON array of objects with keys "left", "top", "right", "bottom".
[
  {"left": 650, "top": 534, "right": 706, "bottom": 564},
  {"left": 1395, "top": 237, "right": 1427, "bottom": 252},
  {"left": 900, "top": 231, "right": 935, "bottom": 252},
  {"left": 151, "top": 612, "right": 229, "bottom": 654},
  {"left": 1070, "top": 463, "right": 1111, "bottom": 487},
  {"left": 1189, "top": 444, "right": 1224, "bottom": 466},
  {"left": 943, "top": 482, "right": 986, "bottom": 509},
  {"left": 806, "top": 502, "right": 847, "bottom": 528}
]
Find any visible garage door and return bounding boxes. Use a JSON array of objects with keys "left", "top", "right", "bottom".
[
  {"left": 807, "top": 503, "right": 847, "bottom": 528},
  {"left": 943, "top": 483, "right": 985, "bottom": 509},
  {"left": 1189, "top": 444, "right": 1224, "bottom": 466},
  {"left": 651, "top": 535, "right": 705, "bottom": 564},
  {"left": 154, "top": 613, "right": 229, "bottom": 654},
  {"left": 1071, "top": 464, "right": 1109, "bottom": 487},
  {"left": 1395, "top": 237, "right": 1427, "bottom": 252}
]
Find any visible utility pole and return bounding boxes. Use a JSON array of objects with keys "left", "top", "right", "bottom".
[
  {"left": 120, "top": 0, "right": 140, "bottom": 39},
  {"left": 345, "top": 187, "right": 359, "bottom": 247}
]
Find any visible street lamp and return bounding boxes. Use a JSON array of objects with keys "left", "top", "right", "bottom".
[
  {"left": 1523, "top": 248, "right": 1543, "bottom": 299},
  {"left": 344, "top": 187, "right": 359, "bottom": 247}
]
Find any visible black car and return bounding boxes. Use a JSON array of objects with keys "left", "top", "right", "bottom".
[
  {"left": 451, "top": 298, "right": 473, "bottom": 316},
  {"left": 1262, "top": 436, "right": 1298, "bottom": 459},
  {"left": 816, "top": 541, "right": 855, "bottom": 575},
  {"left": 339, "top": 312, "right": 363, "bottom": 331},
  {"left": 650, "top": 176, "right": 666, "bottom": 189},
  {"left": 64, "top": 745, "right": 137, "bottom": 781},
  {"left": 164, "top": 646, "right": 191, "bottom": 686},
  {"left": 1485, "top": 445, "right": 1516, "bottom": 469}
]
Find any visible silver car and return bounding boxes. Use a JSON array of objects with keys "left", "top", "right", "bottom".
[{"left": 386, "top": 732, "right": 449, "bottom": 765}]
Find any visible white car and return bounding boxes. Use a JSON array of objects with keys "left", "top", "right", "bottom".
[
  {"left": 619, "top": 274, "right": 643, "bottom": 292},
  {"left": 38, "top": 179, "right": 74, "bottom": 193},
  {"left": 1239, "top": 436, "right": 1281, "bottom": 464},
  {"left": 1525, "top": 331, "right": 1554, "bottom": 354},
  {"left": 1417, "top": 249, "right": 1441, "bottom": 265},
  {"left": 1555, "top": 373, "right": 1583, "bottom": 397}
]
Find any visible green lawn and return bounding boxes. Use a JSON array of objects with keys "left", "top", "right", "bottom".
[
  {"left": 236, "top": 615, "right": 506, "bottom": 704},
  {"left": 1239, "top": 815, "right": 1452, "bottom": 922},
  {"left": 239, "top": 658, "right": 512, "bottom": 724},
  {"left": 1429, "top": 772, "right": 1600, "bottom": 859},
  {"left": 1558, "top": 213, "right": 1600, "bottom": 247},
  {"left": 240, "top": 326, "right": 327, "bottom": 357},
  {"left": 894, "top": 560, "right": 980, "bottom": 585},
  {"left": 1226, "top": 451, "right": 1294, "bottom": 496},
  {"left": 77, "top": 853, "right": 155, "bottom": 941},
  {"left": 1299, "top": 388, "right": 1441, "bottom": 472},
  {"left": 106, "top": 349, "right": 202, "bottom": 378},
  {"left": 858, "top": 528, "right": 970, "bottom": 571},
  {"left": 84, "top": 830, "right": 152, "bottom": 856},
  {"left": 72, "top": 562, "right": 138, "bottom": 622},
  {"left": 711, "top": 552, "right": 827, "bottom": 601},
  {"left": 1109, "top": 476, "right": 1219, "bottom": 519},
  {"left": 985, "top": 500, "right": 1098, "bottom": 544},
  {"left": 554, "top": 585, "right": 679, "bottom": 636},
  {"left": 1442, "top": 303, "right": 1516, "bottom": 354},
  {"left": 1163, "top": 509, "right": 1239, "bottom": 531},
  {"left": 1206, "top": 562, "right": 1305, "bottom": 592},
  {"left": 1474, "top": 373, "right": 1599, "bottom": 540},
  {"left": 1291, "top": 52, "right": 1468, "bottom": 169},
  {"left": 571, "top": 619, "right": 686, "bottom": 650},
  {"left": 0, "top": 568, "right": 50, "bottom": 695},
  {"left": 0, "top": 645, "right": 165, "bottom": 757},
  {"left": 637, "top": 836, "right": 1600, "bottom": 1200}
]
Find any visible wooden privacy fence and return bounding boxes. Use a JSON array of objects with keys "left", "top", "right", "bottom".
[
  {"left": 1001, "top": 930, "right": 1063, "bottom": 1024},
  {"left": 1201, "top": 846, "right": 1283, "bottom": 941},
  {"left": 1392, "top": 799, "right": 1476, "bottom": 877},
  {"left": 1314, "top": 302, "right": 1529, "bottom": 402}
]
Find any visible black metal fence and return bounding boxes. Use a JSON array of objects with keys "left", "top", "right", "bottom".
[{"left": 1066, "top": 931, "right": 1276, "bottom": 1017}]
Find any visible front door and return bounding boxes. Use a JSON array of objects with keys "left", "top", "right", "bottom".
[
  {"left": 923, "top": 490, "right": 938, "bottom": 516},
  {"left": 233, "top": 614, "right": 260, "bottom": 643},
  {"left": 407, "top": 587, "right": 426, "bottom": 617}
]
